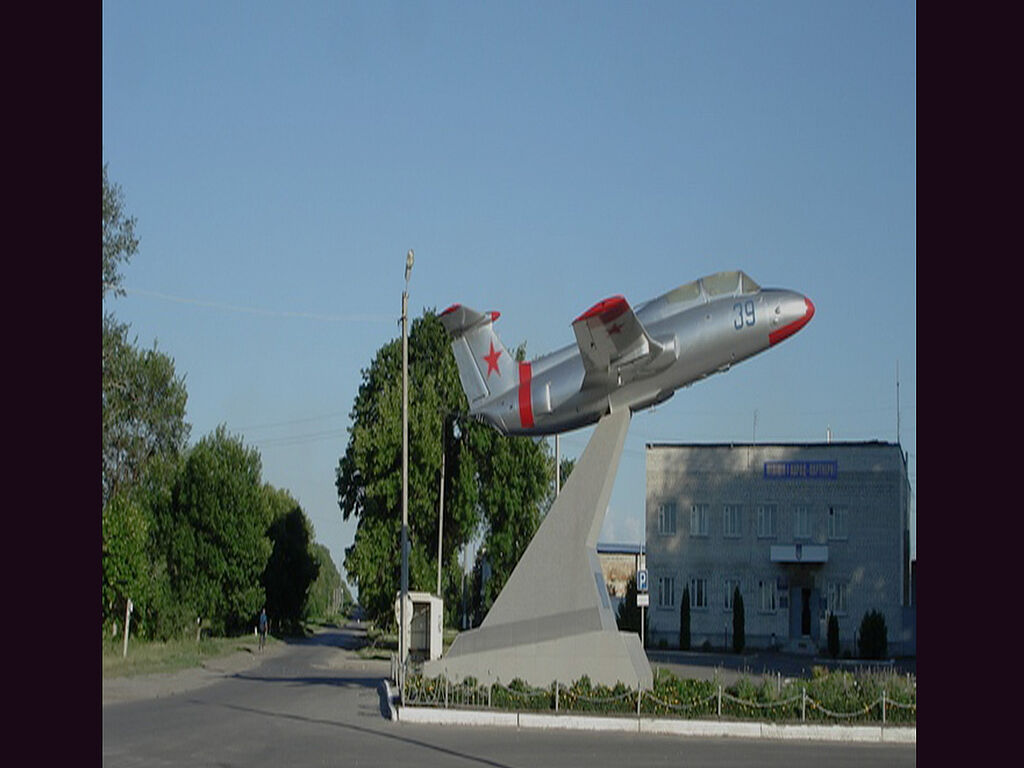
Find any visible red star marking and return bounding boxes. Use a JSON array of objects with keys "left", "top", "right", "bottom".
[
  {"left": 608, "top": 322, "right": 623, "bottom": 335},
  {"left": 483, "top": 341, "right": 502, "bottom": 377}
]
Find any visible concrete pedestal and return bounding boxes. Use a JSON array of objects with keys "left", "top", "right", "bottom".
[{"left": 424, "top": 408, "right": 652, "bottom": 689}]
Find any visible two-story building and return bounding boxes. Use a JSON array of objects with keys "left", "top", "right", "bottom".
[{"left": 645, "top": 441, "right": 914, "bottom": 656}]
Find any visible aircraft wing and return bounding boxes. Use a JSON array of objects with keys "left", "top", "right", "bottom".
[{"left": 572, "top": 295, "right": 655, "bottom": 375}]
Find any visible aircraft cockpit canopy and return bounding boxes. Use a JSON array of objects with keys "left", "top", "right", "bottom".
[
  {"left": 664, "top": 270, "right": 760, "bottom": 305},
  {"left": 645, "top": 270, "right": 762, "bottom": 321},
  {"left": 701, "top": 270, "right": 761, "bottom": 296}
]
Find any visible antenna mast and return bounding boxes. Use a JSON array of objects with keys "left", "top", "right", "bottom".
[{"left": 896, "top": 361, "right": 901, "bottom": 445}]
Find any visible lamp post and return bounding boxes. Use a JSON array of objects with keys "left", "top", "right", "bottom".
[
  {"left": 400, "top": 249, "right": 414, "bottom": 689},
  {"left": 436, "top": 416, "right": 445, "bottom": 597}
]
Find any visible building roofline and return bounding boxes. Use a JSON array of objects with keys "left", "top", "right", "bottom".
[
  {"left": 645, "top": 440, "right": 901, "bottom": 450},
  {"left": 597, "top": 542, "right": 644, "bottom": 555}
]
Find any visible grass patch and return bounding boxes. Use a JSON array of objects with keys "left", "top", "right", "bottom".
[
  {"left": 102, "top": 634, "right": 263, "bottom": 679},
  {"left": 356, "top": 625, "right": 396, "bottom": 660}
]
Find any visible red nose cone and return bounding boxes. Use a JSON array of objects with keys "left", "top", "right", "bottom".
[{"left": 769, "top": 296, "right": 815, "bottom": 346}]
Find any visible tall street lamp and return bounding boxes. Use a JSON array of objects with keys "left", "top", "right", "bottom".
[{"left": 400, "top": 249, "right": 414, "bottom": 689}]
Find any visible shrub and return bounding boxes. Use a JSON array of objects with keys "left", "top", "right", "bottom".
[
  {"left": 400, "top": 667, "right": 915, "bottom": 724},
  {"left": 732, "top": 588, "right": 745, "bottom": 653},
  {"left": 858, "top": 610, "right": 888, "bottom": 660},
  {"left": 827, "top": 614, "right": 839, "bottom": 658},
  {"left": 680, "top": 587, "right": 690, "bottom": 650}
]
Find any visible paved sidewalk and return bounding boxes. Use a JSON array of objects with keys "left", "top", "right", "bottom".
[
  {"left": 102, "top": 624, "right": 388, "bottom": 707},
  {"left": 102, "top": 642, "right": 287, "bottom": 706}
]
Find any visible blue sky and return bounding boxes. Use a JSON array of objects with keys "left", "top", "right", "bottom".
[{"left": 102, "top": 1, "right": 916, "bottom": 589}]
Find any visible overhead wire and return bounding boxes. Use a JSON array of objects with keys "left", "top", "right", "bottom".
[{"left": 122, "top": 286, "right": 393, "bottom": 324}]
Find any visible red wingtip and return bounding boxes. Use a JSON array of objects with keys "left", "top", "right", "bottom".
[
  {"left": 575, "top": 295, "right": 627, "bottom": 323},
  {"left": 441, "top": 303, "right": 461, "bottom": 316}
]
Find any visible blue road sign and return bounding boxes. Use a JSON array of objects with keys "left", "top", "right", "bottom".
[{"left": 637, "top": 568, "right": 648, "bottom": 593}]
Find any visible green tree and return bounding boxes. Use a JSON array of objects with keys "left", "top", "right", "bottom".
[
  {"left": 261, "top": 486, "right": 319, "bottom": 633},
  {"left": 102, "top": 492, "right": 149, "bottom": 632},
  {"left": 306, "top": 544, "right": 345, "bottom": 619},
  {"left": 102, "top": 322, "right": 190, "bottom": 508},
  {"left": 616, "top": 574, "right": 648, "bottom": 644},
  {"left": 858, "top": 609, "right": 888, "bottom": 660},
  {"left": 616, "top": 574, "right": 641, "bottom": 633},
  {"left": 163, "top": 426, "right": 272, "bottom": 635},
  {"left": 103, "top": 162, "right": 138, "bottom": 301},
  {"left": 828, "top": 613, "right": 840, "bottom": 658},
  {"left": 101, "top": 162, "right": 190, "bottom": 638},
  {"left": 336, "top": 311, "right": 554, "bottom": 626},
  {"left": 469, "top": 418, "right": 550, "bottom": 611},
  {"left": 732, "top": 587, "right": 745, "bottom": 653}
]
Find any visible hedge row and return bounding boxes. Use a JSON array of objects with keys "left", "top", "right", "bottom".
[{"left": 403, "top": 666, "right": 916, "bottom": 724}]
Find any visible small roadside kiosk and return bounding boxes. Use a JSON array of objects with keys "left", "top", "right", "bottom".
[{"left": 395, "top": 592, "right": 444, "bottom": 661}]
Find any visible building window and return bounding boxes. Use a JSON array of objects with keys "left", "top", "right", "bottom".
[
  {"left": 723, "top": 504, "right": 742, "bottom": 538},
  {"left": 690, "top": 504, "right": 709, "bottom": 537},
  {"left": 794, "top": 506, "right": 811, "bottom": 539},
  {"left": 689, "top": 577, "right": 708, "bottom": 609},
  {"left": 657, "top": 576, "right": 675, "bottom": 609},
  {"left": 827, "top": 581, "right": 848, "bottom": 616},
  {"left": 758, "top": 579, "right": 777, "bottom": 612},
  {"left": 828, "top": 506, "right": 848, "bottom": 540},
  {"left": 756, "top": 504, "right": 777, "bottom": 538},
  {"left": 657, "top": 502, "right": 677, "bottom": 536},
  {"left": 724, "top": 577, "right": 741, "bottom": 610}
]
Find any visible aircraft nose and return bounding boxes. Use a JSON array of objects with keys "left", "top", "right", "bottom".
[{"left": 769, "top": 293, "right": 814, "bottom": 346}]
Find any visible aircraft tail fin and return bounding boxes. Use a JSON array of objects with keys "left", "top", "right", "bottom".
[{"left": 439, "top": 304, "right": 517, "bottom": 404}]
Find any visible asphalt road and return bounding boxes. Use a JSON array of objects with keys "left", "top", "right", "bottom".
[{"left": 102, "top": 624, "right": 916, "bottom": 767}]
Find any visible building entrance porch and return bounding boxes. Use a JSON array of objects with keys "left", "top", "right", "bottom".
[{"left": 784, "top": 568, "right": 822, "bottom": 655}]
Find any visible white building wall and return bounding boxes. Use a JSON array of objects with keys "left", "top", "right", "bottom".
[{"left": 645, "top": 442, "right": 911, "bottom": 656}]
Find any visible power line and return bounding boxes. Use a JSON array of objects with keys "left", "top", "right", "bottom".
[
  {"left": 248, "top": 428, "right": 349, "bottom": 448},
  {"left": 122, "top": 287, "right": 393, "bottom": 324},
  {"left": 233, "top": 411, "right": 349, "bottom": 432}
]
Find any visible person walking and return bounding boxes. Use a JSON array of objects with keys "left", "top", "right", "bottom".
[{"left": 258, "top": 607, "right": 268, "bottom": 652}]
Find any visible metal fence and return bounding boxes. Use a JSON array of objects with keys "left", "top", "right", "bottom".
[{"left": 396, "top": 663, "right": 916, "bottom": 725}]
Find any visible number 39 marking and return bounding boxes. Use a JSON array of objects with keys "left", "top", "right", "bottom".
[{"left": 733, "top": 301, "right": 755, "bottom": 329}]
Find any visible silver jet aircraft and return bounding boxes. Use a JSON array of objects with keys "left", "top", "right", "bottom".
[{"left": 439, "top": 270, "right": 813, "bottom": 436}]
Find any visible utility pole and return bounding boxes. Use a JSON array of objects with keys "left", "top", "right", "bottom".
[
  {"left": 896, "top": 360, "right": 901, "bottom": 445},
  {"left": 122, "top": 598, "right": 133, "bottom": 658},
  {"left": 436, "top": 434, "right": 445, "bottom": 597},
  {"left": 555, "top": 435, "right": 560, "bottom": 496},
  {"left": 400, "top": 250, "right": 414, "bottom": 687}
]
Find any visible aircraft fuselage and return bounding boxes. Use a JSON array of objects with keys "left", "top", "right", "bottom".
[{"left": 441, "top": 271, "right": 814, "bottom": 436}]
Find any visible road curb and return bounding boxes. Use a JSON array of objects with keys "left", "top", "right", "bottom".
[{"left": 392, "top": 701, "right": 915, "bottom": 744}]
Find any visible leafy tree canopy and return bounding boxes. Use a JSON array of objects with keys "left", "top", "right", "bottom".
[
  {"left": 262, "top": 486, "right": 320, "bottom": 631},
  {"left": 336, "top": 310, "right": 556, "bottom": 626},
  {"left": 164, "top": 426, "right": 272, "bottom": 634},
  {"left": 103, "top": 162, "right": 138, "bottom": 301},
  {"left": 306, "top": 543, "right": 345, "bottom": 617},
  {"left": 102, "top": 322, "right": 190, "bottom": 508}
]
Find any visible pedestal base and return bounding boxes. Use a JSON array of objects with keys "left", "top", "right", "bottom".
[{"left": 424, "top": 408, "right": 652, "bottom": 689}]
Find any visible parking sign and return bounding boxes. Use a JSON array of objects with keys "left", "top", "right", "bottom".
[{"left": 637, "top": 568, "right": 648, "bottom": 593}]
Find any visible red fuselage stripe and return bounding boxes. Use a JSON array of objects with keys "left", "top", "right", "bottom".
[{"left": 518, "top": 361, "right": 534, "bottom": 429}]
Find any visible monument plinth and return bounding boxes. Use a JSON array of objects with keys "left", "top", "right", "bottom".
[{"left": 424, "top": 408, "right": 652, "bottom": 689}]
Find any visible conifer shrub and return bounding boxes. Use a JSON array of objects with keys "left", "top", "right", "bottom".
[
  {"left": 827, "top": 614, "right": 840, "bottom": 658},
  {"left": 732, "top": 588, "right": 745, "bottom": 653},
  {"left": 858, "top": 610, "right": 888, "bottom": 660},
  {"left": 680, "top": 587, "right": 690, "bottom": 650}
]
